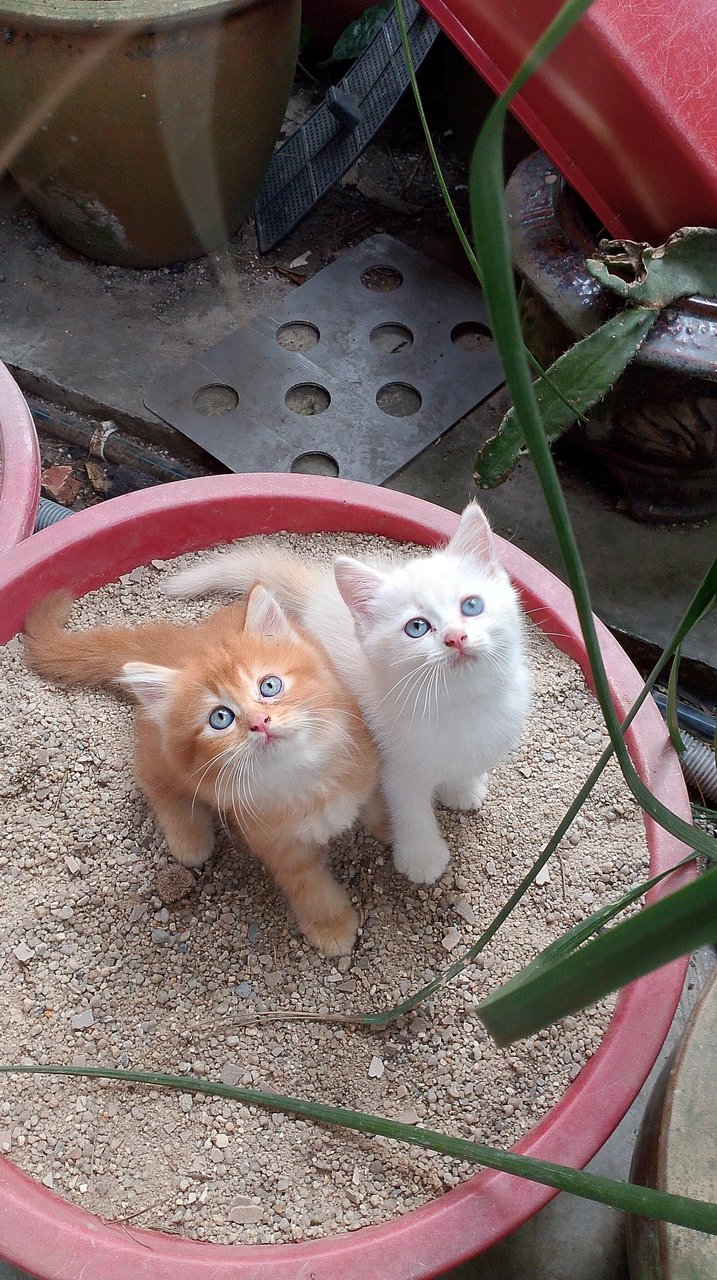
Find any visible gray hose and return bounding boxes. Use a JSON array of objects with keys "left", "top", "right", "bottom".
[
  {"left": 34, "top": 497, "right": 75, "bottom": 530},
  {"left": 681, "top": 730, "right": 717, "bottom": 805}
]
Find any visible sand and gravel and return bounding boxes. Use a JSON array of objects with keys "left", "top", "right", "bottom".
[{"left": 0, "top": 531, "right": 647, "bottom": 1244}]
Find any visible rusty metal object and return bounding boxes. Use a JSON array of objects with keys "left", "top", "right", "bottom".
[
  {"left": 0, "top": 0, "right": 300, "bottom": 267},
  {"left": 628, "top": 964, "right": 717, "bottom": 1278},
  {"left": 507, "top": 151, "right": 717, "bottom": 523}
]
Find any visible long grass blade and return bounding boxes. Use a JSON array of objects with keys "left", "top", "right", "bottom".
[
  {"left": 394, "top": 0, "right": 585, "bottom": 422},
  {"left": 468, "top": 0, "right": 717, "bottom": 862},
  {"left": 666, "top": 644, "right": 686, "bottom": 754},
  {"left": 3, "top": 1062, "right": 717, "bottom": 1233}
]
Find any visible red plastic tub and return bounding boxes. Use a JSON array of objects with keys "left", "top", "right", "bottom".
[
  {"left": 423, "top": 0, "right": 717, "bottom": 242},
  {"left": 0, "top": 362, "right": 40, "bottom": 556},
  {"left": 0, "top": 474, "right": 692, "bottom": 1279}
]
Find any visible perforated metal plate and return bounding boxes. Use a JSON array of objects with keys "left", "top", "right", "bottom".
[
  {"left": 254, "top": 0, "right": 440, "bottom": 251},
  {"left": 144, "top": 235, "right": 504, "bottom": 484}
]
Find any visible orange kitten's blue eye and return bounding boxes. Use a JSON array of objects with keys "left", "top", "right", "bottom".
[
  {"left": 461, "top": 596, "right": 485, "bottom": 617},
  {"left": 209, "top": 706, "right": 235, "bottom": 730},
  {"left": 404, "top": 617, "right": 430, "bottom": 638},
  {"left": 259, "top": 675, "right": 283, "bottom": 698}
]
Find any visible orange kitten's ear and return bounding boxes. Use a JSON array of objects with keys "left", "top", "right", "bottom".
[
  {"left": 117, "top": 661, "right": 177, "bottom": 720},
  {"left": 333, "top": 557, "right": 387, "bottom": 623},
  {"left": 448, "top": 502, "right": 498, "bottom": 567},
  {"left": 245, "top": 585, "right": 294, "bottom": 639}
]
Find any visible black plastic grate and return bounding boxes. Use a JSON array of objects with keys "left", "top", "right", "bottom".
[{"left": 254, "top": 0, "right": 440, "bottom": 252}]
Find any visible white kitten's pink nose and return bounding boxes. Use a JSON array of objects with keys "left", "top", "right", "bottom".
[
  {"left": 249, "top": 714, "right": 272, "bottom": 736},
  {"left": 443, "top": 627, "right": 468, "bottom": 653}
]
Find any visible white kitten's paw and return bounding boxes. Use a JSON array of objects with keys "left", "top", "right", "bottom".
[
  {"left": 393, "top": 834, "right": 451, "bottom": 885},
  {"left": 437, "top": 775, "right": 488, "bottom": 812}
]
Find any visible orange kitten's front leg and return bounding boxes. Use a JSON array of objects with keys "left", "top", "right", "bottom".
[
  {"left": 135, "top": 728, "right": 215, "bottom": 868},
  {"left": 360, "top": 786, "right": 391, "bottom": 845},
  {"left": 251, "top": 834, "right": 359, "bottom": 957}
]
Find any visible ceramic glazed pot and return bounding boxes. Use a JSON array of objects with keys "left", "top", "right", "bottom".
[
  {"left": 0, "top": 0, "right": 300, "bottom": 266},
  {"left": 0, "top": 361, "right": 40, "bottom": 555},
  {"left": 0, "top": 474, "right": 692, "bottom": 1277}
]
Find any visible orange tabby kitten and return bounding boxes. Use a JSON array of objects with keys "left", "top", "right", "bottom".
[{"left": 23, "top": 586, "right": 379, "bottom": 956}]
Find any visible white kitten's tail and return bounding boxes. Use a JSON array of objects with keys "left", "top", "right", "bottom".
[{"left": 164, "top": 541, "right": 322, "bottom": 615}]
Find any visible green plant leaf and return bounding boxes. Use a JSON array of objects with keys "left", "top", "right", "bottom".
[
  {"left": 474, "top": 307, "right": 658, "bottom": 487},
  {"left": 477, "top": 863, "right": 717, "bottom": 1046},
  {"left": 331, "top": 1, "right": 393, "bottom": 61},
  {"left": 587, "top": 228, "right": 717, "bottom": 308},
  {"left": 394, "top": 0, "right": 589, "bottom": 426},
  {"left": 666, "top": 644, "right": 687, "bottom": 755},
  {"left": 3, "top": 1062, "right": 717, "bottom": 1234},
  {"left": 468, "top": 1, "right": 717, "bottom": 866}
]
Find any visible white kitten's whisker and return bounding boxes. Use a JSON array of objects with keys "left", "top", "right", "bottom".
[
  {"left": 386, "top": 660, "right": 430, "bottom": 731},
  {"left": 374, "top": 662, "right": 428, "bottom": 713},
  {"left": 299, "top": 715, "right": 363, "bottom": 765},
  {"left": 410, "top": 663, "right": 434, "bottom": 729}
]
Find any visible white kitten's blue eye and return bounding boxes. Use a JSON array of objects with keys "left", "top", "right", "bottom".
[
  {"left": 461, "top": 596, "right": 485, "bottom": 617},
  {"left": 259, "top": 675, "right": 283, "bottom": 698},
  {"left": 404, "top": 617, "right": 430, "bottom": 638},
  {"left": 209, "top": 706, "right": 235, "bottom": 730}
]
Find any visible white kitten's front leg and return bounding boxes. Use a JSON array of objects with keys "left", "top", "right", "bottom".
[
  {"left": 436, "top": 773, "right": 489, "bottom": 812},
  {"left": 383, "top": 760, "right": 450, "bottom": 885}
]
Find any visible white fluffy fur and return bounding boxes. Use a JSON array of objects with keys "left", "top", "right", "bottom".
[{"left": 166, "top": 504, "right": 531, "bottom": 884}]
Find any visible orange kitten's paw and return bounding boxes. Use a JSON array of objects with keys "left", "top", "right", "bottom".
[{"left": 302, "top": 903, "right": 360, "bottom": 958}]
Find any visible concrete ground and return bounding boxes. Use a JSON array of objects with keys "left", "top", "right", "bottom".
[{"left": 0, "top": 79, "right": 715, "bottom": 1279}]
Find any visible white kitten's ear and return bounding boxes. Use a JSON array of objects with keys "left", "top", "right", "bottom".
[
  {"left": 333, "top": 557, "right": 387, "bottom": 623},
  {"left": 117, "top": 662, "right": 177, "bottom": 720},
  {"left": 244, "top": 585, "right": 293, "bottom": 638},
  {"left": 448, "top": 502, "right": 498, "bottom": 567}
]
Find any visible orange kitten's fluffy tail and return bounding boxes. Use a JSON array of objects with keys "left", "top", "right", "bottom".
[
  {"left": 24, "top": 591, "right": 177, "bottom": 688},
  {"left": 164, "top": 541, "right": 320, "bottom": 612}
]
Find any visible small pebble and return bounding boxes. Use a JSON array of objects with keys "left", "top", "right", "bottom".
[
  {"left": 229, "top": 1204, "right": 263, "bottom": 1225},
  {"left": 156, "top": 865, "right": 195, "bottom": 902},
  {"left": 70, "top": 1009, "right": 94, "bottom": 1030}
]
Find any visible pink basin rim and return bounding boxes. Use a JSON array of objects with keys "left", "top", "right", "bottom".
[
  {"left": 0, "top": 474, "right": 692, "bottom": 1279},
  {"left": 0, "top": 362, "right": 40, "bottom": 556}
]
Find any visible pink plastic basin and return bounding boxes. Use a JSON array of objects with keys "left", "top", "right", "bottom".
[
  {"left": 0, "top": 474, "right": 692, "bottom": 1279},
  {"left": 0, "top": 362, "right": 40, "bottom": 556},
  {"left": 422, "top": 0, "right": 717, "bottom": 242}
]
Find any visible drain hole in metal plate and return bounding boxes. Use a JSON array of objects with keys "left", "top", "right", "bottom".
[
  {"left": 369, "top": 322, "right": 413, "bottom": 354},
  {"left": 192, "top": 384, "right": 239, "bottom": 416},
  {"left": 285, "top": 384, "right": 331, "bottom": 415},
  {"left": 276, "top": 322, "right": 320, "bottom": 352},
  {"left": 376, "top": 382, "right": 422, "bottom": 416},
  {"left": 290, "top": 452, "right": 339, "bottom": 477},
  {"left": 451, "top": 321, "right": 493, "bottom": 351},
  {"left": 361, "top": 265, "right": 403, "bottom": 292}
]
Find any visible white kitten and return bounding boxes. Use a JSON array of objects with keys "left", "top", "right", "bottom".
[{"left": 166, "top": 504, "right": 531, "bottom": 884}]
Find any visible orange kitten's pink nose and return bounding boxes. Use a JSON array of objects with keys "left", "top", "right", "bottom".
[
  {"left": 443, "top": 627, "right": 468, "bottom": 653},
  {"left": 249, "top": 714, "right": 272, "bottom": 736}
]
